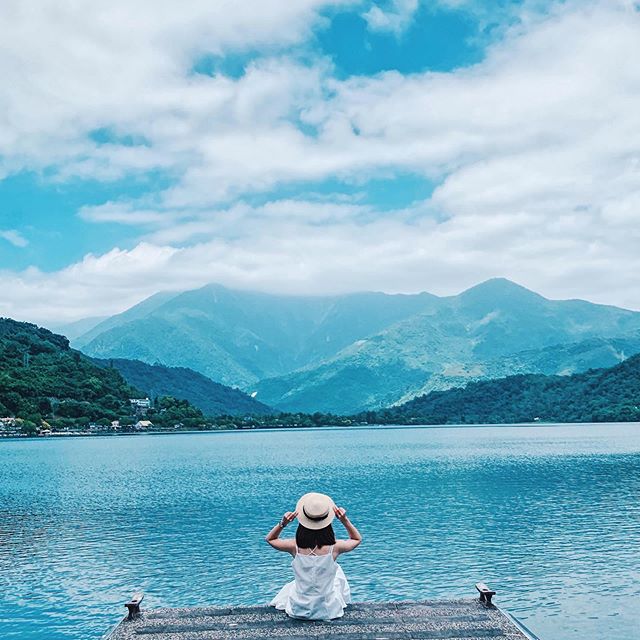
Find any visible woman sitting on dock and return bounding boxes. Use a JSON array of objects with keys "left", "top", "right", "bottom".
[{"left": 266, "top": 492, "right": 362, "bottom": 620}]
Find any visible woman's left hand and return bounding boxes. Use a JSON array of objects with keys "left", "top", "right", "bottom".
[{"left": 281, "top": 511, "right": 298, "bottom": 526}]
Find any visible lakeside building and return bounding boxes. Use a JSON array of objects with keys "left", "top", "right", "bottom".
[
  {"left": 134, "top": 420, "right": 153, "bottom": 430},
  {"left": 0, "top": 417, "right": 21, "bottom": 437},
  {"left": 129, "top": 398, "right": 151, "bottom": 415}
]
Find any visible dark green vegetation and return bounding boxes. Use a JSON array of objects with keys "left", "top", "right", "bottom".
[
  {"left": 0, "top": 318, "right": 139, "bottom": 432},
  {"left": 93, "top": 358, "right": 272, "bottom": 416},
  {"left": 74, "top": 279, "right": 640, "bottom": 413},
  {"left": 145, "top": 395, "right": 207, "bottom": 430},
  {"left": 367, "top": 354, "right": 640, "bottom": 425},
  {"left": 3, "top": 315, "right": 640, "bottom": 433},
  {"left": 0, "top": 318, "right": 208, "bottom": 433},
  {"left": 207, "top": 412, "right": 357, "bottom": 429}
]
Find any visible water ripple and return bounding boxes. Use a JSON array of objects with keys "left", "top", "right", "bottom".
[{"left": 1, "top": 423, "right": 640, "bottom": 639}]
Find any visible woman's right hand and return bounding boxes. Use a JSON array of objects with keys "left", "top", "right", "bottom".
[{"left": 333, "top": 506, "right": 348, "bottom": 523}]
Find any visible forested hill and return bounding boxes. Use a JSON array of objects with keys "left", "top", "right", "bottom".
[
  {"left": 93, "top": 358, "right": 272, "bottom": 416},
  {"left": 368, "top": 354, "right": 640, "bottom": 425},
  {"left": 0, "top": 318, "right": 215, "bottom": 434},
  {"left": 0, "top": 317, "right": 141, "bottom": 426}
]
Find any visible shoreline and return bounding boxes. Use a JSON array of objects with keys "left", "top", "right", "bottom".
[{"left": 2, "top": 420, "right": 639, "bottom": 442}]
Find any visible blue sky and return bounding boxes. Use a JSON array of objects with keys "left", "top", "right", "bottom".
[
  {"left": 1, "top": 2, "right": 489, "bottom": 272},
  {"left": 1, "top": 0, "right": 639, "bottom": 322}
]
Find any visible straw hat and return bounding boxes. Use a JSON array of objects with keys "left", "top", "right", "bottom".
[{"left": 296, "top": 492, "right": 335, "bottom": 530}]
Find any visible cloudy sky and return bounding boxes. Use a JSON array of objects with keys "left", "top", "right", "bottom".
[{"left": 1, "top": 0, "right": 639, "bottom": 324}]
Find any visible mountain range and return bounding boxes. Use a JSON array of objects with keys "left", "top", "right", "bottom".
[
  {"left": 368, "top": 352, "right": 640, "bottom": 425},
  {"left": 70, "top": 278, "right": 640, "bottom": 414}
]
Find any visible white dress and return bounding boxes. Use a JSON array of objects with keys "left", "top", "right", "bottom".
[{"left": 270, "top": 546, "right": 351, "bottom": 620}]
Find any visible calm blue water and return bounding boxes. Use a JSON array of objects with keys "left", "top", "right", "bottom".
[{"left": 1, "top": 424, "right": 640, "bottom": 640}]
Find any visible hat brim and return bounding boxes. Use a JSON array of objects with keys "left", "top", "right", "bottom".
[{"left": 296, "top": 493, "right": 335, "bottom": 530}]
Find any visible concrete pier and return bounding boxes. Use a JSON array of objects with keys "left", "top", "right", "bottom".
[{"left": 105, "top": 593, "right": 537, "bottom": 640}]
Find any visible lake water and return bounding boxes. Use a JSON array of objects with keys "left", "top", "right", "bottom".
[{"left": 1, "top": 424, "right": 640, "bottom": 640}]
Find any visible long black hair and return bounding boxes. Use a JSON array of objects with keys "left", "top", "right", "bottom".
[{"left": 295, "top": 523, "right": 336, "bottom": 549}]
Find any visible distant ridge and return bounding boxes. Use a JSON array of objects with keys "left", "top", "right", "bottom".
[
  {"left": 73, "top": 284, "right": 437, "bottom": 387},
  {"left": 74, "top": 291, "right": 180, "bottom": 349},
  {"left": 50, "top": 315, "right": 108, "bottom": 341},
  {"left": 93, "top": 358, "right": 272, "bottom": 416},
  {"left": 370, "top": 352, "right": 640, "bottom": 425},
  {"left": 456, "top": 277, "right": 547, "bottom": 305},
  {"left": 73, "top": 278, "right": 640, "bottom": 414}
]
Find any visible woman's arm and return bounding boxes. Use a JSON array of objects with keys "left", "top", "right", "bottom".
[
  {"left": 265, "top": 510, "right": 297, "bottom": 555},
  {"left": 333, "top": 506, "right": 362, "bottom": 556}
]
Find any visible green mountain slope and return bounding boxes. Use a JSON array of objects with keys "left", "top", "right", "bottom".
[
  {"left": 74, "top": 279, "right": 640, "bottom": 414},
  {"left": 50, "top": 315, "right": 108, "bottom": 341},
  {"left": 255, "top": 280, "right": 640, "bottom": 412},
  {"left": 75, "top": 285, "right": 437, "bottom": 387},
  {"left": 389, "top": 337, "right": 640, "bottom": 407},
  {"left": 0, "top": 318, "right": 213, "bottom": 432},
  {"left": 0, "top": 318, "right": 140, "bottom": 425},
  {"left": 93, "top": 358, "right": 272, "bottom": 416},
  {"left": 73, "top": 291, "right": 180, "bottom": 349},
  {"left": 369, "top": 353, "right": 640, "bottom": 424}
]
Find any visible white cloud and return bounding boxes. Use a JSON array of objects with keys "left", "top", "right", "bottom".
[
  {"left": 362, "top": 0, "right": 419, "bottom": 35},
  {"left": 2, "top": 1, "right": 640, "bottom": 322},
  {"left": 3, "top": 196, "right": 640, "bottom": 326},
  {"left": 0, "top": 229, "right": 28, "bottom": 248},
  {"left": 0, "top": 0, "right": 347, "bottom": 177},
  {"left": 78, "top": 203, "right": 168, "bottom": 225}
]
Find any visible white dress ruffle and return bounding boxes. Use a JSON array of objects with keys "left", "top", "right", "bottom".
[{"left": 270, "top": 547, "right": 351, "bottom": 620}]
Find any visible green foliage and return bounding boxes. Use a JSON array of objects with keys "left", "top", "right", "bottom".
[
  {"left": 92, "top": 357, "right": 272, "bottom": 416},
  {"left": 364, "top": 354, "right": 640, "bottom": 425},
  {"left": 0, "top": 318, "right": 214, "bottom": 434},
  {"left": 0, "top": 318, "right": 140, "bottom": 427},
  {"left": 202, "top": 412, "right": 356, "bottom": 429},
  {"left": 20, "top": 420, "right": 38, "bottom": 436},
  {"left": 147, "top": 395, "right": 206, "bottom": 429}
]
